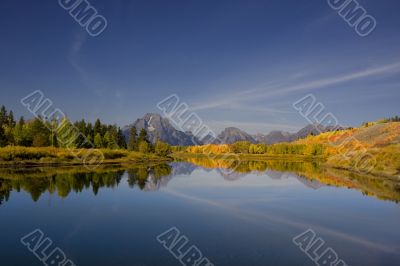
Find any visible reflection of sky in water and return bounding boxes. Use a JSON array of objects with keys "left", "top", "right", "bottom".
[{"left": 0, "top": 163, "right": 399, "bottom": 266}]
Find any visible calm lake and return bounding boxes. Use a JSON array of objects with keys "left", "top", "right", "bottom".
[{"left": 0, "top": 159, "right": 399, "bottom": 266}]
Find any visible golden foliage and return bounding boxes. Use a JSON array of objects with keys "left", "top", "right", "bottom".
[{"left": 181, "top": 122, "right": 400, "bottom": 176}]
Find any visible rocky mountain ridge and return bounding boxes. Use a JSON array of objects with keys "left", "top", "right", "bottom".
[{"left": 123, "top": 113, "right": 343, "bottom": 146}]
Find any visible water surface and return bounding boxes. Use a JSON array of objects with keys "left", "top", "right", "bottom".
[{"left": 0, "top": 160, "right": 399, "bottom": 266}]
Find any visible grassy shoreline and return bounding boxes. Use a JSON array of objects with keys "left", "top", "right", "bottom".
[
  {"left": 1, "top": 146, "right": 398, "bottom": 180},
  {"left": 0, "top": 146, "right": 171, "bottom": 167}
]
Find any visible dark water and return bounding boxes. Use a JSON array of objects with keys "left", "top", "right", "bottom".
[{"left": 0, "top": 159, "right": 399, "bottom": 266}]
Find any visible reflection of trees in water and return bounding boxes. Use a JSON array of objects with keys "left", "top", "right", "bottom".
[
  {"left": 129, "top": 162, "right": 197, "bottom": 191},
  {"left": 183, "top": 156, "right": 400, "bottom": 203},
  {"left": 1, "top": 159, "right": 399, "bottom": 204},
  {"left": 0, "top": 179, "right": 11, "bottom": 205},
  {"left": 185, "top": 157, "right": 322, "bottom": 175},
  {"left": 0, "top": 164, "right": 172, "bottom": 205},
  {"left": 186, "top": 157, "right": 323, "bottom": 182},
  {"left": 0, "top": 170, "right": 125, "bottom": 203},
  {"left": 127, "top": 164, "right": 173, "bottom": 191}
]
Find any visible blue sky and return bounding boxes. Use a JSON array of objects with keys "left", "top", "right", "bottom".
[{"left": 1, "top": 0, "right": 399, "bottom": 134}]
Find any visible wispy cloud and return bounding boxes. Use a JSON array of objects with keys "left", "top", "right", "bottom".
[
  {"left": 190, "top": 79, "right": 294, "bottom": 112},
  {"left": 191, "top": 62, "right": 400, "bottom": 112},
  {"left": 257, "top": 62, "right": 400, "bottom": 98},
  {"left": 206, "top": 120, "right": 301, "bottom": 134},
  {"left": 68, "top": 31, "right": 88, "bottom": 77},
  {"left": 67, "top": 31, "right": 106, "bottom": 96},
  {"left": 192, "top": 102, "right": 294, "bottom": 114}
]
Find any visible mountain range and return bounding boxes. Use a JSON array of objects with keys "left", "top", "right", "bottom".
[
  {"left": 122, "top": 113, "right": 199, "bottom": 146},
  {"left": 122, "top": 113, "right": 343, "bottom": 146}
]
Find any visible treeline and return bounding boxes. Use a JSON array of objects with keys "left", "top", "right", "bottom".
[
  {"left": 362, "top": 116, "right": 400, "bottom": 127},
  {"left": 186, "top": 141, "right": 325, "bottom": 156},
  {"left": 126, "top": 127, "right": 171, "bottom": 155},
  {"left": 385, "top": 116, "right": 400, "bottom": 122},
  {"left": 0, "top": 105, "right": 171, "bottom": 156}
]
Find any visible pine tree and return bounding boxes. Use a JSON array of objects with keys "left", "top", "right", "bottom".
[
  {"left": 103, "top": 131, "right": 111, "bottom": 148},
  {"left": 47, "top": 118, "right": 59, "bottom": 147},
  {"left": 94, "top": 119, "right": 102, "bottom": 135},
  {"left": 7, "top": 110, "right": 15, "bottom": 127},
  {"left": 18, "top": 116, "right": 25, "bottom": 126},
  {"left": 0, "top": 126, "right": 6, "bottom": 147},
  {"left": 138, "top": 141, "right": 150, "bottom": 153},
  {"left": 13, "top": 117, "right": 31, "bottom": 146},
  {"left": 56, "top": 118, "right": 76, "bottom": 148},
  {"left": 86, "top": 122, "right": 94, "bottom": 140},
  {"left": 155, "top": 141, "right": 171, "bottom": 156},
  {"left": 109, "top": 126, "right": 119, "bottom": 149},
  {"left": 0, "top": 105, "right": 7, "bottom": 125},
  {"left": 94, "top": 133, "right": 103, "bottom": 148},
  {"left": 3, "top": 124, "right": 14, "bottom": 145},
  {"left": 0, "top": 106, "right": 7, "bottom": 146},
  {"left": 117, "top": 128, "right": 127, "bottom": 149},
  {"left": 30, "top": 118, "right": 50, "bottom": 147},
  {"left": 128, "top": 127, "right": 137, "bottom": 151},
  {"left": 104, "top": 130, "right": 119, "bottom": 149},
  {"left": 138, "top": 128, "right": 152, "bottom": 152},
  {"left": 74, "top": 120, "right": 87, "bottom": 148},
  {"left": 138, "top": 128, "right": 149, "bottom": 143}
]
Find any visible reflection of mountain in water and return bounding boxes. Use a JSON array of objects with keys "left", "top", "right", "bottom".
[
  {"left": 296, "top": 175, "right": 324, "bottom": 190},
  {"left": 266, "top": 170, "right": 290, "bottom": 180},
  {"left": 169, "top": 162, "right": 197, "bottom": 176},
  {"left": 220, "top": 171, "right": 248, "bottom": 182},
  {"left": 220, "top": 168, "right": 324, "bottom": 189}
]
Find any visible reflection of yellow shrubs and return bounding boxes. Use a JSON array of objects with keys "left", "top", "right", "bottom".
[
  {"left": 184, "top": 156, "right": 236, "bottom": 169},
  {"left": 184, "top": 156, "right": 323, "bottom": 174},
  {"left": 181, "top": 155, "right": 400, "bottom": 202}
]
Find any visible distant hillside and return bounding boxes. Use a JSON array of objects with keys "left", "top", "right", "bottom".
[
  {"left": 295, "top": 121, "right": 400, "bottom": 148},
  {"left": 295, "top": 121, "right": 400, "bottom": 176}
]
